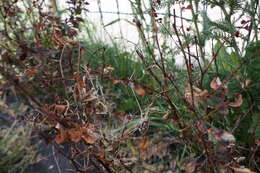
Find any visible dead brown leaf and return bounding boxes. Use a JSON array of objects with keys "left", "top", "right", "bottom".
[
  {"left": 113, "top": 80, "right": 123, "bottom": 84},
  {"left": 182, "top": 4, "right": 192, "bottom": 11},
  {"left": 135, "top": 87, "right": 146, "bottom": 96},
  {"left": 245, "top": 79, "right": 252, "bottom": 87},
  {"left": 24, "top": 68, "right": 39, "bottom": 76},
  {"left": 184, "top": 85, "right": 209, "bottom": 106},
  {"left": 95, "top": 151, "right": 105, "bottom": 160},
  {"left": 81, "top": 123, "right": 98, "bottom": 144},
  {"left": 228, "top": 94, "right": 243, "bottom": 107},
  {"left": 240, "top": 79, "right": 252, "bottom": 88},
  {"left": 112, "top": 111, "right": 126, "bottom": 122},
  {"left": 162, "top": 112, "right": 170, "bottom": 120},
  {"left": 73, "top": 71, "right": 81, "bottom": 80},
  {"left": 54, "top": 104, "right": 66, "bottom": 114},
  {"left": 152, "top": 24, "right": 159, "bottom": 32},
  {"left": 231, "top": 167, "right": 256, "bottom": 173},
  {"left": 78, "top": 80, "right": 86, "bottom": 88},
  {"left": 55, "top": 130, "right": 68, "bottom": 144},
  {"left": 103, "top": 65, "right": 114, "bottom": 75},
  {"left": 182, "top": 159, "right": 197, "bottom": 173},
  {"left": 67, "top": 128, "right": 82, "bottom": 143},
  {"left": 83, "top": 123, "right": 96, "bottom": 131},
  {"left": 139, "top": 137, "right": 149, "bottom": 152},
  {"left": 210, "top": 77, "right": 222, "bottom": 90},
  {"left": 55, "top": 123, "right": 62, "bottom": 130},
  {"left": 82, "top": 131, "right": 97, "bottom": 144}
]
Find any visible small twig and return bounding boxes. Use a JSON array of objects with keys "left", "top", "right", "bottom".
[{"left": 52, "top": 145, "right": 62, "bottom": 173}]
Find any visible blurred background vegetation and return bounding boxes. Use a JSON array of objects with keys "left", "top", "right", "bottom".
[{"left": 0, "top": 0, "right": 259, "bottom": 172}]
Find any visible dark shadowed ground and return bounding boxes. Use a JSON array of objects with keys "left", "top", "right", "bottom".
[
  {"left": 24, "top": 141, "right": 74, "bottom": 173},
  {"left": 0, "top": 104, "right": 73, "bottom": 173},
  {"left": 0, "top": 96, "right": 101, "bottom": 173}
]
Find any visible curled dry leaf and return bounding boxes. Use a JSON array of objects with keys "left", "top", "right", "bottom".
[
  {"left": 73, "top": 71, "right": 81, "bottom": 80},
  {"left": 103, "top": 65, "right": 114, "bottom": 75},
  {"left": 81, "top": 123, "right": 98, "bottom": 144},
  {"left": 152, "top": 24, "right": 159, "bottom": 32},
  {"left": 182, "top": 4, "right": 192, "bottom": 11},
  {"left": 83, "top": 123, "right": 96, "bottom": 131},
  {"left": 52, "top": 28, "right": 70, "bottom": 46},
  {"left": 135, "top": 87, "right": 146, "bottom": 96},
  {"left": 197, "top": 89, "right": 209, "bottom": 98},
  {"left": 186, "top": 5, "right": 192, "bottom": 10},
  {"left": 54, "top": 104, "right": 66, "bottom": 114},
  {"left": 240, "top": 79, "right": 252, "bottom": 88},
  {"left": 228, "top": 94, "right": 243, "bottom": 107},
  {"left": 210, "top": 77, "right": 222, "bottom": 90},
  {"left": 182, "top": 158, "right": 197, "bottom": 173},
  {"left": 234, "top": 157, "right": 246, "bottom": 163},
  {"left": 67, "top": 128, "right": 82, "bottom": 143},
  {"left": 24, "top": 68, "right": 39, "bottom": 76},
  {"left": 78, "top": 80, "right": 86, "bottom": 88},
  {"left": 82, "top": 131, "right": 97, "bottom": 144},
  {"left": 231, "top": 167, "right": 256, "bottom": 173},
  {"left": 113, "top": 80, "right": 123, "bottom": 84},
  {"left": 245, "top": 79, "right": 252, "bottom": 87},
  {"left": 46, "top": 104, "right": 66, "bottom": 115},
  {"left": 95, "top": 151, "right": 106, "bottom": 162},
  {"left": 184, "top": 85, "right": 209, "bottom": 106},
  {"left": 55, "top": 123, "right": 62, "bottom": 130},
  {"left": 55, "top": 123, "right": 98, "bottom": 144},
  {"left": 112, "top": 111, "right": 126, "bottom": 123},
  {"left": 139, "top": 137, "right": 149, "bottom": 152},
  {"left": 55, "top": 130, "right": 68, "bottom": 144},
  {"left": 185, "top": 4, "right": 192, "bottom": 10},
  {"left": 162, "top": 112, "right": 170, "bottom": 120}
]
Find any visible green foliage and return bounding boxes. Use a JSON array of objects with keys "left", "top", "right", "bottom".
[
  {"left": 214, "top": 41, "right": 240, "bottom": 72},
  {"left": 243, "top": 41, "right": 260, "bottom": 80},
  {"left": 104, "top": 18, "right": 121, "bottom": 27},
  {"left": 82, "top": 41, "right": 144, "bottom": 79},
  {"left": 242, "top": 41, "right": 260, "bottom": 105},
  {"left": 214, "top": 41, "right": 231, "bottom": 72},
  {"left": 202, "top": 0, "right": 243, "bottom": 9},
  {"left": 201, "top": 11, "right": 235, "bottom": 40},
  {"left": 240, "top": 41, "right": 260, "bottom": 139}
]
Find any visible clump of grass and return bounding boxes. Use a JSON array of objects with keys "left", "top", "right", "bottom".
[{"left": 0, "top": 124, "right": 38, "bottom": 173}]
